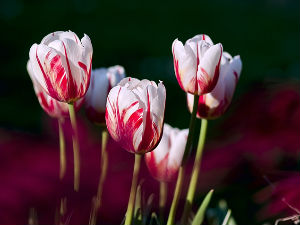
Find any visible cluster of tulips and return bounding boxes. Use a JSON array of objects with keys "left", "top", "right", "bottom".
[{"left": 26, "top": 31, "right": 242, "bottom": 225}]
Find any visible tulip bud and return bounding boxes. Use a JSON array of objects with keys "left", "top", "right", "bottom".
[
  {"left": 105, "top": 77, "right": 166, "bottom": 154},
  {"left": 85, "top": 66, "right": 125, "bottom": 124},
  {"left": 172, "top": 34, "right": 223, "bottom": 95},
  {"left": 145, "top": 124, "right": 188, "bottom": 182},
  {"left": 187, "top": 52, "right": 242, "bottom": 119},
  {"left": 27, "top": 60, "right": 83, "bottom": 118},
  {"left": 29, "top": 31, "right": 93, "bottom": 103}
]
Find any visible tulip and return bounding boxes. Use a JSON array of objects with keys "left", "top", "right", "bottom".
[
  {"left": 180, "top": 52, "right": 242, "bottom": 224},
  {"left": 27, "top": 59, "right": 81, "bottom": 180},
  {"left": 172, "top": 34, "right": 223, "bottom": 95},
  {"left": 145, "top": 124, "right": 188, "bottom": 182},
  {"left": 105, "top": 77, "right": 166, "bottom": 225},
  {"left": 27, "top": 61, "right": 83, "bottom": 118},
  {"left": 105, "top": 77, "right": 166, "bottom": 154},
  {"left": 187, "top": 52, "right": 242, "bottom": 119},
  {"left": 85, "top": 65, "right": 125, "bottom": 124},
  {"left": 86, "top": 66, "right": 125, "bottom": 225},
  {"left": 29, "top": 30, "right": 93, "bottom": 103}
]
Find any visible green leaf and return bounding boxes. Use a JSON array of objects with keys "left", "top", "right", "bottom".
[
  {"left": 191, "top": 189, "right": 214, "bottom": 225},
  {"left": 221, "top": 209, "right": 231, "bottom": 225}
]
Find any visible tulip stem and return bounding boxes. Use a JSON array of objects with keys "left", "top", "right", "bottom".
[
  {"left": 125, "top": 154, "right": 142, "bottom": 225},
  {"left": 89, "top": 127, "right": 109, "bottom": 225},
  {"left": 68, "top": 103, "right": 80, "bottom": 192},
  {"left": 166, "top": 166, "right": 185, "bottom": 225},
  {"left": 166, "top": 94, "right": 199, "bottom": 225},
  {"left": 181, "top": 119, "right": 208, "bottom": 224},
  {"left": 58, "top": 119, "right": 66, "bottom": 180},
  {"left": 159, "top": 181, "right": 168, "bottom": 223}
]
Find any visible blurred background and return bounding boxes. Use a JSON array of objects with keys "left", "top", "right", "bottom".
[{"left": 0, "top": 0, "right": 299, "bottom": 224}]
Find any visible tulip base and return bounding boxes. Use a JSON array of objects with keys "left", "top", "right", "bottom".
[{"left": 125, "top": 154, "right": 142, "bottom": 225}]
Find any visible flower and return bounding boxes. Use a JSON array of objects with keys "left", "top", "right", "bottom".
[
  {"left": 27, "top": 60, "right": 83, "bottom": 118},
  {"left": 85, "top": 66, "right": 126, "bottom": 124},
  {"left": 105, "top": 77, "right": 166, "bottom": 154},
  {"left": 187, "top": 52, "right": 242, "bottom": 119},
  {"left": 145, "top": 124, "right": 188, "bottom": 182},
  {"left": 29, "top": 31, "right": 93, "bottom": 103},
  {"left": 172, "top": 34, "right": 223, "bottom": 95}
]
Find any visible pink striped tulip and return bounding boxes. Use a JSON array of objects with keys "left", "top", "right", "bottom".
[
  {"left": 105, "top": 77, "right": 166, "bottom": 154},
  {"left": 85, "top": 66, "right": 125, "bottom": 124},
  {"left": 187, "top": 52, "right": 242, "bottom": 119},
  {"left": 29, "top": 31, "right": 93, "bottom": 103},
  {"left": 172, "top": 34, "right": 223, "bottom": 95},
  {"left": 145, "top": 124, "right": 188, "bottom": 182},
  {"left": 27, "top": 61, "right": 83, "bottom": 118}
]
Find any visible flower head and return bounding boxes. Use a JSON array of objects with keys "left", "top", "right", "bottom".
[
  {"left": 187, "top": 52, "right": 242, "bottom": 119},
  {"left": 27, "top": 61, "right": 83, "bottom": 118},
  {"left": 145, "top": 124, "right": 188, "bottom": 182},
  {"left": 85, "top": 66, "right": 125, "bottom": 124},
  {"left": 29, "top": 31, "right": 93, "bottom": 103},
  {"left": 105, "top": 77, "right": 166, "bottom": 154},
  {"left": 172, "top": 34, "right": 223, "bottom": 95}
]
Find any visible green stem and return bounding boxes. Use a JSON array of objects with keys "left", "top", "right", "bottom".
[
  {"left": 181, "top": 119, "right": 208, "bottom": 224},
  {"left": 68, "top": 103, "right": 80, "bottom": 192},
  {"left": 182, "top": 95, "right": 200, "bottom": 164},
  {"left": 125, "top": 154, "right": 142, "bottom": 225},
  {"left": 89, "top": 128, "right": 109, "bottom": 225},
  {"left": 166, "top": 94, "right": 199, "bottom": 225},
  {"left": 159, "top": 181, "right": 168, "bottom": 223},
  {"left": 167, "top": 166, "right": 184, "bottom": 225},
  {"left": 58, "top": 119, "right": 66, "bottom": 180}
]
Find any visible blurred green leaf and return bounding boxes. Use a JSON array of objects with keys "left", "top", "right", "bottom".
[
  {"left": 221, "top": 209, "right": 231, "bottom": 225},
  {"left": 192, "top": 189, "right": 214, "bottom": 225}
]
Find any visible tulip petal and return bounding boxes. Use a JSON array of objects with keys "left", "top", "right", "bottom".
[
  {"left": 198, "top": 43, "right": 223, "bottom": 94},
  {"left": 172, "top": 39, "right": 197, "bottom": 93}
]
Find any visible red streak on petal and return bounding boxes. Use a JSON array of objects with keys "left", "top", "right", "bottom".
[
  {"left": 106, "top": 87, "right": 143, "bottom": 153},
  {"left": 35, "top": 47, "right": 58, "bottom": 100},
  {"left": 233, "top": 71, "right": 239, "bottom": 85},
  {"left": 195, "top": 42, "right": 199, "bottom": 93},
  {"left": 73, "top": 34, "right": 79, "bottom": 44},
  {"left": 49, "top": 55, "right": 67, "bottom": 96},
  {"left": 78, "top": 62, "right": 87, "bottom": 74},
  {"left": 172, "top": 46, "right": 185, "bottom": 91},
  {"left": 197, "top": 95, "right": 209, "bottom": 118},
  {"left": 211, "top": 45, "right": 223, "bottom": 91},
  {"left": 62, "top": 41, "right": 77, "bottom": 101},
  {"left": 38, "top": 92, "right": 55, "bottom": 115},
  {"left": 138, "top": 89, "right": 156, "bottom": 152},
  {"left": 202, "top": 34, "right": 205, "bottom": 40}
]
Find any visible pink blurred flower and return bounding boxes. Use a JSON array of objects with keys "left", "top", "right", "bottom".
[
  {"left": 255, "top": 173, "right": 300, "bottom": 220},
  {"left": 145, "top": 124, "right": 188, "bottom": 182}
]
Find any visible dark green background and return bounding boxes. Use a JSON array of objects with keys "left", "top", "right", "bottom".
[{"left": 0, "top": 0, "right": 299, "bottom": 130}]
